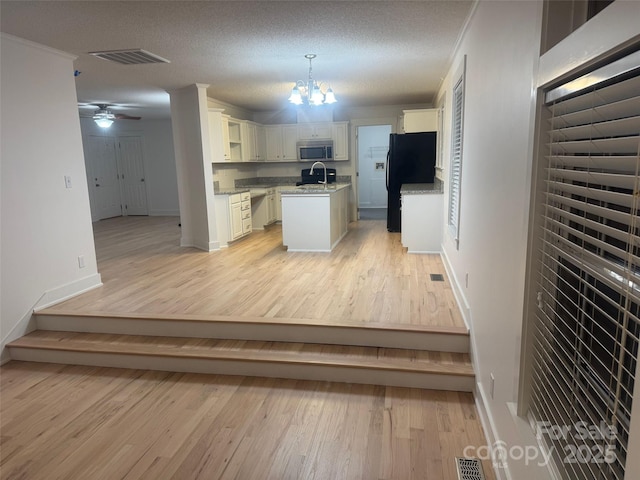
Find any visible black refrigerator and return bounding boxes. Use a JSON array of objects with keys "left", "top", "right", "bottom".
[{"left": 386, "top": 132, "right": 437, "bottom": 232}]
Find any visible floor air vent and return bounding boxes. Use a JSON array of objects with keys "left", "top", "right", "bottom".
[
  {"left": 430, "top": 273, "right": 445, "bottom": 282},
  {"left": 455, "top": 457, "right": 486, "bottom": 480},
  {"left": 89, "top": 49, "right": 170, "bottom": 65}
]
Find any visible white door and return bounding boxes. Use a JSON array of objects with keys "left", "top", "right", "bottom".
[
  {"left": 118, "top": 136, "right": 148, "bottom": 216},
  {"left": 86, "top": 135, "right": 122, "bottom": 219},
  {"left": 357, "top": 125, "right": 391, "bottom": 209}
]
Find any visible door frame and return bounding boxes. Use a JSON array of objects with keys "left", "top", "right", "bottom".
[{"left": 349, "top": 117, "right": 399, "bottom": 220}]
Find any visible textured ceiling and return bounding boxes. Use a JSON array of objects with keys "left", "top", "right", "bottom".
[{"left": 1, "top": 1, "right": 474, "bottom": 119}]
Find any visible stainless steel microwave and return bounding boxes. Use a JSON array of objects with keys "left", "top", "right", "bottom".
[{"left": 297, "top": 140, "right": 334, "bottom": 161}]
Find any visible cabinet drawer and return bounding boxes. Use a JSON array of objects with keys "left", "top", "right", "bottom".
[
  {"left": 230, "top": 193, "right": 242, "bottom": 204},
  {"left": 241, "top": 201, "right": 251, "bottom": 211},
  {"left": 242, "top": 217, "right": 252, "bottom": 233},
  {"left": 242, "top": 209, "right": 251, "bottom": 220},
  {"left": 240, "top": 192, "right": 251, "bottom": 202}
]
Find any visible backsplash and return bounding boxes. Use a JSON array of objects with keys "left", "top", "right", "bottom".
[{"left": 235, "top": 176, "right": 352, "bottom": 187}]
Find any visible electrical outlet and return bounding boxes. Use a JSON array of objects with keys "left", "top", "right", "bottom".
[
  {"left": 465, "top": 273, "right": 469, "bottom": 288},
  {"left": 64, "top": 175, "right": 72, "bottom": 189},
  {"left": 490, "top": 373, "right": 495, "bottom": 399},
  {"left": 78, "top": 255, "right": 85, "bottom": 269}
]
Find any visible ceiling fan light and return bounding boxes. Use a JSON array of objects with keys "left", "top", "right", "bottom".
[
  {"left": 324, "top": 88, "right": 337, "bottom": 104},
  {"left": 288, "top": 86, "right": 303, "bottom": 105},
  {"left": 95, "top": 117, "right": 114, "bottom": 128}
]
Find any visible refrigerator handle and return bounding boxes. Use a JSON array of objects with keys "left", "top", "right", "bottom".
[{"left": 385, "top": 150, "right": 390, "bottom": 191}]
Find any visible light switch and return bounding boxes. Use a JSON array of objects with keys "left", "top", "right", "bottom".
[{"left": 64, "top": 175, "right": 72, "bottom": 189}]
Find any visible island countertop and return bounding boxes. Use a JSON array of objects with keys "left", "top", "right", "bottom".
[{"left": 280, "top": 183, "right": 352, "bottom": 195}]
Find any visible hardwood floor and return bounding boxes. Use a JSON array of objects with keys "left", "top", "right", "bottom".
[
  {"left": 44, "top": 216, "right": 465, "bottom": 329},
  {"left": 0, "top": 362, "right": 495, "bottom": 480}
]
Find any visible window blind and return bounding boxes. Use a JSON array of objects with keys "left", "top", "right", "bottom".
[
  {"left": 529, "top": 50, "right": 640, "bottom": 480},
  {"left": 448, "top": 74, "right": 464, "bottom": 244}
]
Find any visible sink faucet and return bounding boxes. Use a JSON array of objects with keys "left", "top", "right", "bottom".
[{"left": 309, "top": 161, "right": 328, "bottom": 185}]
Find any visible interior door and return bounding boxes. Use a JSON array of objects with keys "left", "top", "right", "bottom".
[
  {"left": 357, "top": 125, "right": 391, "bottom": 209},
  {"left": 117, "top": 136, "right": 148, "bottom": 216},
  {"left": 86, "top": 135, "right": 122, "bottom": 220}
]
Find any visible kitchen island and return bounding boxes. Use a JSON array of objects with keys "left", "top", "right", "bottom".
[{"left": 280, "top": 183, "right": 350, "bottom": 252}]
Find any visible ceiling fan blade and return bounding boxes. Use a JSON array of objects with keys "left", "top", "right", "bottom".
[{"left": 114, "top": 114, "right": 141, "bottom": 120}]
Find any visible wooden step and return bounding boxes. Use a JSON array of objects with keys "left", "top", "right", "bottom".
[
  {"left": 7, "top": 331, "right": 475, "bottom": 391},
  {"left": 34, "top": 310, "right": 470, "bottom": 353}
]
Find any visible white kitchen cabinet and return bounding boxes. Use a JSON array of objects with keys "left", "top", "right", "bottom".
[
  {"left": 242, "top": 121, "right": 266, "bottom": 162},
  {"left": 331, "top": 122, "right": 349, "bottom": 161},
  {"left": 209, "top": 109, "right": 227, "bottom": 164},
  {"left": 221, "top": 115, "right": 231, "bottom": 161},
  {"left": 266, "top": 188, "right": 277, "bottom": 224},
  {"left": 401, "top": 190, "right": 443, "bottom": 253},
  {"left": 403, "top": 109, "right": 438, "bottom": 133},
  {"left": 275, "top": 187, "right": 283, "bottom": 221},
  {"left": 265, "top": 125, "right": 298, "bottom": 162},
  {"left": 227, "top": 118, "right": 243, "bottom": 162},
  {"left": 215, "top": 191, "right": 252, "bottom": 247},
  {"left": 298, "top": 123, "right": 332, "bottom": 140}
]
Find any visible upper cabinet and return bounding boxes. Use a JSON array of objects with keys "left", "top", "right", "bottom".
[
  {"left": 403, "top": 109, "right": 438, "bottom": 133},
  {"left": 265, "top": 125, "right": 298, "bottom": 162},
  {"left": 213, "top": 117, "right": 349, "bottom": 163},
  {"left": 331, "top": 122, "right": 348, "bottom": 161},
  {"left": 297, "top": 123, "right": 333, "bottom": 140}
]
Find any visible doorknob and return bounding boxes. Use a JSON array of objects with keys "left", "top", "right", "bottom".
[
  {"left": 141, "top": 178, "right": 145, "bottom": 182},
  {"left": 96, "top": 184, "right": 101, "bottom": 187}
]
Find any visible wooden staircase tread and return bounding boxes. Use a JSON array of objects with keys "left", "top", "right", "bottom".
[
  {"left": 8, "top": 331, "right": 474, "bottom": 377},
  {"left": 34, "top": 309, "right": 470, "bottom": 336}
]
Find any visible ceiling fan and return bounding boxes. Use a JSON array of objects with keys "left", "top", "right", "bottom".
[{"left": 80, "top": 104, "right": 142, "bottom": 128}]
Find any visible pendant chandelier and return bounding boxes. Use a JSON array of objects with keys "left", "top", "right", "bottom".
[{"left": 288, "top": 54, "right": 337, "bottom": 106}]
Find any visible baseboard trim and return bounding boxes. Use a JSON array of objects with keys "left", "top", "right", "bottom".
[
  {"left": 33, "top": 273, "right": 103, "bottom": 312},
  {"left": 149, "top": 210, "right": 180, "bottom": 216},
  {"left": 440, "top": 250, "right": 471, "bottom": 330},
  {"left": 475, "top": 382, "right": 510, "bottom": 480}
]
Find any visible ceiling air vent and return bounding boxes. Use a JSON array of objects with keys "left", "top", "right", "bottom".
[{"left": 89, "top": 49, "right": 170, "bottom": 65}]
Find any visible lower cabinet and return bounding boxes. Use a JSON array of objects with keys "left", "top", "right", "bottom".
[
  {"left": 215, "top": 191, "right": 252, "bottom": 247},
  {"left": 250, "top": 187, "right": 277, "bottom": 229},
  {"left": 401, "top": 192, "right": 443, "bottom": 253}
]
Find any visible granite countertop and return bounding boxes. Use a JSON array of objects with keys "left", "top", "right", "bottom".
[
  {"left": 215, "top": 187, "right": 251, "bottom": 195},
  {"left": 400, "top": 179, "right": 443, "bottom": 195},
  {"left": 280, "top": 183, "right": 351, "bottom": 195}
]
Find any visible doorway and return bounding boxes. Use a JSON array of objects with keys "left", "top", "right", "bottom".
[
  {"left": 357, "top": 125, "right": 391, "bottom": 220},
  {"left": 84, "top": 135, "right": 148, "bottom": 220}
]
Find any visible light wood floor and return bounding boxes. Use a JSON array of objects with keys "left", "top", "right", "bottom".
[
  {"left": 44, "top": 217, "right": 465, "bottom": 329},
  {"left": 0, "top": 361, "right": 495, "bottom": 480}
]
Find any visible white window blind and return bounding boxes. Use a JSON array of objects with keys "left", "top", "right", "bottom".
[
  {"left": 448, "top": 68, "right": 465, "bottom": 246},
  {"left": 529, "top": 50, "right": 640, "bottom": 480}
]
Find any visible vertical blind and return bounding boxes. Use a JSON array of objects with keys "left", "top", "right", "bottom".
[
  {"left": 530, "top": 50, "right": 640, "bottom": 480},
  {"left": 448, "top": 74, "right": 464, "bottom": 245}
]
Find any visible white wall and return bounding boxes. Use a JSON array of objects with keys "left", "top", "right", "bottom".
[
  {"left": 438, "top": 2, "right": 640, "bottom": 479},
  {"left": 436, "top": 2, "right": 545, "bottom": 478},
  {"left": 80, "top": 118, "right": 179, "bottom": 217},
  {"left": 0, "top": 34, "right": 102, "bottom": 362}
]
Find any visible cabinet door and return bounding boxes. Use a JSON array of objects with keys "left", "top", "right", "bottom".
[
  {"left": 231, "top": 202, "right": 243, "bottom": 239},
  {"left": 332, "top": 122, "right": 348, "bottom": 160},
  {"left": 314, "top": 124, "right": 332, "bottom": 139},
  {"left": 298, "top": 123, "right": 333, "bottom": 140},
  {"left": 221, "top": 116, "right": 231, "bottom": 161},
  {"left": 265, "top": 126, "right": 283, "bottom": 161},
  {"left": 282, "top": 126, "right": 299, "bottom": 161},
  {"left": 255, "top": 124, "right": 266, "bottom": 162},
  {"left": 242, "top": 122, "right": 256, "bottom": 162}
]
